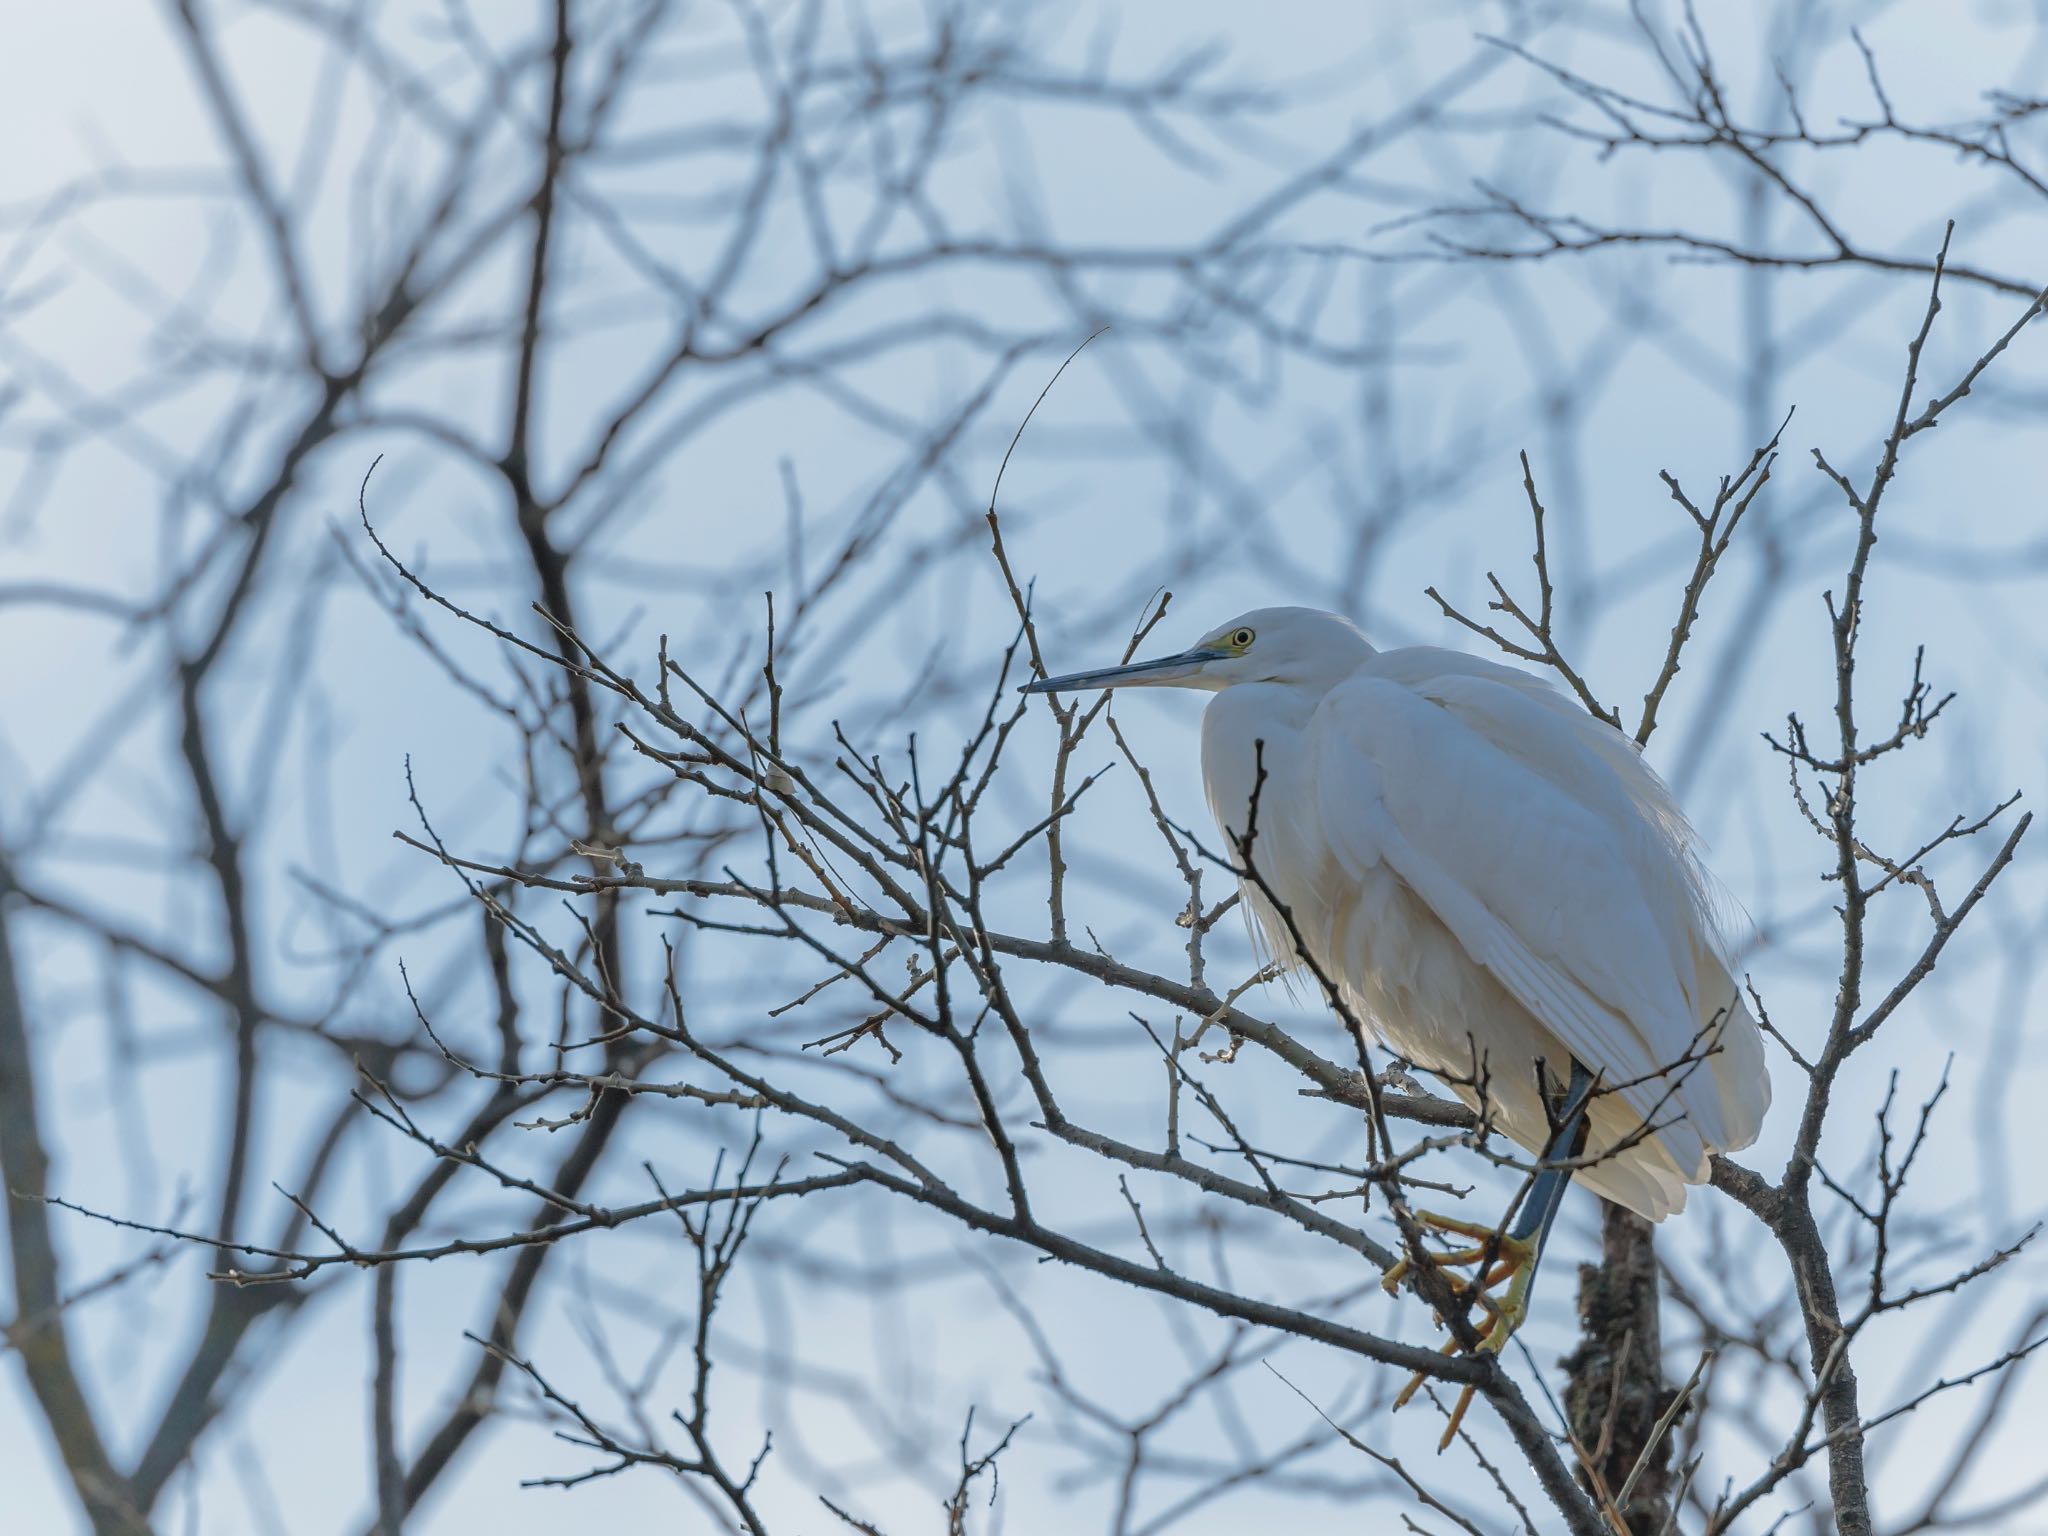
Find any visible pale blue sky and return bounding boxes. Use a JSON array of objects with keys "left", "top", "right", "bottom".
[{"left": 4, "top": 2, "right": 2046, "bottom": 1531}]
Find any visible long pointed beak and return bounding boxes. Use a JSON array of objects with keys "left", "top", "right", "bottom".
[{"left": 1020, "top": 648, "right": 1224, "bottom": 695}]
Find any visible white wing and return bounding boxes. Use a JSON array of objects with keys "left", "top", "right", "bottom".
[{"left": 1308, "top": 657, "right": 1764, "bottom": 1161}]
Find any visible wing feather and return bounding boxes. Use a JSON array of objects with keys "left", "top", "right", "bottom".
[{"left": 1309, "top": 672, "right": 1737, "bottom": 1153}]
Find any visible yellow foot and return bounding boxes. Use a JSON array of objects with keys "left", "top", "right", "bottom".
[{"left": 1380, "top": 1209, "right": 1541, "bottom": 1451}]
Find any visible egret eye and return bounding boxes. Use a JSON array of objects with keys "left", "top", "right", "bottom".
[{"left": 1231, "top": 627, "right": 1255, "bottom": 649}]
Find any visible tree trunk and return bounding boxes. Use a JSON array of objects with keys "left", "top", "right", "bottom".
[{"left": 1561, "top": 1202, "right": 1675, "bottom": 1534}]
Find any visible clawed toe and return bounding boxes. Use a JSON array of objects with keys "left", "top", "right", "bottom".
[{"left": 1381, "top": 1209, "right": 1540, "bottom": 1450}]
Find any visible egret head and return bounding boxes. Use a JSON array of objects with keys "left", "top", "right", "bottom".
[{"left": 1021, "top": 606, "right": 1373, "bottom": 696}]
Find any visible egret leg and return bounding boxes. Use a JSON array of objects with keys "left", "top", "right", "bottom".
[{"left": 1383, "top": 1060, "right": 1596, "bottom": 1449}]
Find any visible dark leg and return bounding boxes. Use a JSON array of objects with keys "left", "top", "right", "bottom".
[{"left": 1509, "top": 1058, "right": 1597, "bottom": 1253}]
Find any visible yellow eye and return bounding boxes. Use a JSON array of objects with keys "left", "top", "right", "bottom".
[{"left": 1231, "top": 627, "right": 1255, "bottom": 649}]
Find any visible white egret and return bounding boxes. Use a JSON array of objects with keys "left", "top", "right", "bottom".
[{"left": 1024, "top": 607, "right": 1769, "bottom": 1405}]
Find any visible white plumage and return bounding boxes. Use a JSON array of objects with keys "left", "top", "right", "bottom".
[{"left": 1032, "top": 605, "right": 1769, "bottom": 1221}]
